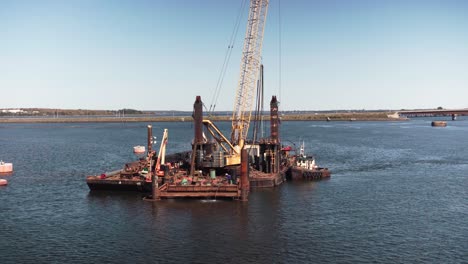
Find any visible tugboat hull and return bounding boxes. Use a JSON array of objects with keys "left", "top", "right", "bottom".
[{"left": 289, "top": 166, "right": 331, "bottom": 180}]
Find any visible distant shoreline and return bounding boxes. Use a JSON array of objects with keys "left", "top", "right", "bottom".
[{"left": 0, "top": 112, "right": 406, "bottom": 123}]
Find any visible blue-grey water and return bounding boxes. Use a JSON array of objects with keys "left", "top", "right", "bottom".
[{"left": 0, "top": 119, "right": 466, "bottom": 263}]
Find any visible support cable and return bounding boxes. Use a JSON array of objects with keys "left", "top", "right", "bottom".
[
  {"left": 209, "top": 0, "right": 248, "bottom": 114},
  {"left": 278, "top": 0, "right": 282, "bottom": 106}
]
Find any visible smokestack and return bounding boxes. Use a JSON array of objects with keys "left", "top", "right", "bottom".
[
  {"left": 270, "top": 96, "right": 279, "bottom": 143},
  {"left": 147, "top": 125, "right": 152, "bottom": 153},
  {"left": 193, "top": 96, "right": 203, "bottom": 144}
]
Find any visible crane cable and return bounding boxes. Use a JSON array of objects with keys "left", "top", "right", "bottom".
[
  {"left": 278, "top": 0, "right": 282, "bottom": 107},
  {"left": 209, "top": 0, "right": 248, "bottom": 114},
  {"left": 252, "top": 64, "right": 264, "bottom": 143}
]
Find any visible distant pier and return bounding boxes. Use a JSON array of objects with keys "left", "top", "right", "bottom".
[{"left": 398, "top": 109, "right": 468, "bottom": 118}]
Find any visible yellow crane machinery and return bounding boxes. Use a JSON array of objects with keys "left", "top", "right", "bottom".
[
  {"left": 156, "top": 128, "right": 168, "bottom": 173},
  {"left": 145, "top": 128, "right": 168, "bottom": 182},
  {"left": 202, "top": 0, "right": 269, "bottom": 166}
]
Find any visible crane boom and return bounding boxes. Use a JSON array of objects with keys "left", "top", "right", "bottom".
[
  {"left": 231, "top": 0, "right": 269, "bottom": 150},
  {"left": 157, "top": 129, "right": 168, "bottom": 170}
]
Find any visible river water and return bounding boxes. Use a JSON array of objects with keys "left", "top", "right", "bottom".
[{"left": 0, "top": 119, "right": 466, "bottom": 263}]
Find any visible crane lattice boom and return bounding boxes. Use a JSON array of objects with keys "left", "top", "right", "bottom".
[{"left": 231, "top": 0, "right": 269, "bottom": 150}]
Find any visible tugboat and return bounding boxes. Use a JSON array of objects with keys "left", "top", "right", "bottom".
[
  {"left": 288, "top": 142, "right": 331, "bottom": 180},
  {"left": 431, "top": 121, "right": 447, "bottom": 127}
]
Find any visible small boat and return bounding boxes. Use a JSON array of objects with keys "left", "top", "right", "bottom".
[
  {"left": 0, "top": 179, "right": 8, "bottom": 186},
  {"left": 288, "top": 142, "right": 331, "bottom": 180},
  {"left": 0, "top": 160, "right": 13, "bottom": 173},
  {"left": 133, "top": 145, "right": 146, "bottom": 154},
  {"left": 431, "top": 121, "right": 447, "bottom": 127}
]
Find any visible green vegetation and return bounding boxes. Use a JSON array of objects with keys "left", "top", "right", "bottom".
[
  {"left": 0, "top": 111, "right": 406, "bottom": 123},
  {"left": 0, "top": 108, "right": 145, "bottom": 116},
  {"left": 117, "top": 109, "right": 143, "bottom": 115}
]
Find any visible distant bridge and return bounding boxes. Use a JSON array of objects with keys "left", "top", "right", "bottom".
[{"left": 395, "top": 109, "right": 468, "bottom": 119}]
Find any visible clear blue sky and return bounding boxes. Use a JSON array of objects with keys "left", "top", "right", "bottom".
[{"left": 1, "top": 0, "right": 468, "bottom": 111}]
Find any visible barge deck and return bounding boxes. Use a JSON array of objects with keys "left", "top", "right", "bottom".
[{"left": 86, "top": 96, "right": 331, "bottom": 200}]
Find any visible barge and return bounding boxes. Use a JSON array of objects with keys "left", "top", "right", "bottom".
[
  {"left": 86, "top": 96, "right": 290, "bottom": 200},
  {"left": 85, "top": 96, "right": 333, "bottom": 201},
  {"left": 86, "top": 170, "right": 150, "bottom": 192}
]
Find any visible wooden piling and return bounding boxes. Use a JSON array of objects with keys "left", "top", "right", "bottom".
[
  {"left": 241, "top": 149, "right": 249, "bottom": 201},
  {"left": 151, "top": 173, "right": 160, "bottom": 200},
  {"left": 147, "top": 125, "right": 152, "bottom": 153}
]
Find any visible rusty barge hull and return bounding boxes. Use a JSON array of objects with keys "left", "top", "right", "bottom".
[
  {"left": 86, "top": 165, "right": 285, "bottom": 195},
  {"left": 86, "top": 176, "right": 151, "bottom": 192},
  {"left": 86, "top": 174, "right": 284, "bottom": 193},
  {"left": 157, "top": 183, "right": 240, "bottom": 198},
  {"left": 86, "top": 177, "right": 242, "bottom": 199},
  {"left": 249, "top": 168, "right": 287, "bottom": 188}
]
